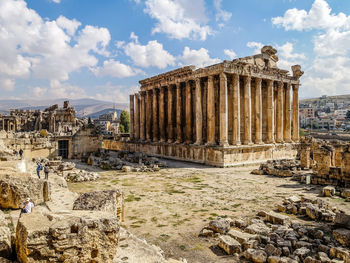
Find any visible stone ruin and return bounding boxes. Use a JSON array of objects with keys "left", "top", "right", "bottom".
[
  {"left": 87, "top": 150, "right": 166, "bottom": 172},
  {"left": 199, "top": 196, "right": 350, "bottom": 263},
  {"left": 252, "top": 137, "right": 350, "bottom": 201}
]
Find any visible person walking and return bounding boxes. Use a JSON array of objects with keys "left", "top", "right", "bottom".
[
  {"left": 44, "top": 165, "right": 50, "bottom": 180},
  {"left": 36, "top": 162, "right": 42, "bottom": 179},
  {"left": 19, "top": 149, "right": 23, "bottom": 159}
]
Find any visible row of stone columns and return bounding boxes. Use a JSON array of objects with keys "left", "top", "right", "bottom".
[{"left": 130, "top": 72, "right": 299, "bottom": 146}]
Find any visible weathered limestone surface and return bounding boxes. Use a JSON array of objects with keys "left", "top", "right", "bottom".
[
  {"left": 73, "top": 190, "right": 124, "bottom": 221},
  {"left": 0, "top": 174, "right": 50, "bottom": 209},
  {"left": 0, "top": 211, "right": 11, "bottom": 259},
  {"left": 16, "top": 210, "right": 119, "bottom": 263}
]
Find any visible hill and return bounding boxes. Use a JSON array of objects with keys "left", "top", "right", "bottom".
[
  {"left": 86, "top": 108, "right": 123, "bottom": 120},
  {"left": 300, "top": 94, "right": 350, "bottom": 105},
  {"left": 0, "top": 98, "right": 128, "bottom": 117}
]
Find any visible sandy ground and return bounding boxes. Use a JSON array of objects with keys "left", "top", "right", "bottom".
[{"left": 68, "top": 160, "right": 350, "bottom": 263}]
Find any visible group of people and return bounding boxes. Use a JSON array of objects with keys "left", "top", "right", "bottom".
[
  {"left": 13, "top": 148, "right": 23, "bottom": 159},
  {"left": 36, "top": 162, "right": 50, "bottom": 180}
]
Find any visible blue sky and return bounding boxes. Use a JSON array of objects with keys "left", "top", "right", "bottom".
[{"left": 0, "top": 0, "right": 350, "bottom": 102}]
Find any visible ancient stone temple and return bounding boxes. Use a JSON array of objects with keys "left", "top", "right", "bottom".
[{"left": 105, "top": 46, "right": 303, "bottom": 166}]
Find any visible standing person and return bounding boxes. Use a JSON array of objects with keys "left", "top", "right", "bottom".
[
  {"left": 19, "top": 149, "right": 23, "bottom": 159},
  {"left": 20, "top": 198, "right": 34, "bottom": 216},
  {"left": 36, "top": 162, "right": 42, "bottom": 179},
  {"left": 44, "top": 165, "right": 50, "bottom": 180}
]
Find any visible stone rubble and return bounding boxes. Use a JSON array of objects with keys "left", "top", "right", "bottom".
[
  {"left": 87, "top": 150, "right": 166, "bottom": 172},
  {"left": 199, "top": 196, "right": 350, "bottom": 263}
]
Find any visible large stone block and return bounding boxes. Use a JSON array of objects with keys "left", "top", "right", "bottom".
[
  {"left": 218, "top": 235, "right": 241, "bottom": 255},
  {"left": 0, "top": 211, "right": 11, "bottom": 259},
  {"left": 335, "top": 212, "right": 350, "bottom": 229},
  {"left": 16, "top": 210, "right": 119, "bottom": 263},
  {"left": 0, "top": 174, "right": 50, "bottom": 209},
  {"left": 73, "top": 190, "right": 124, "bottom": 221},
  {"left": 333, "top": 228, "right": 350, "bottom": 247},
  {"left": 265, "top": 211, "right": 289, "bottom": 225}
]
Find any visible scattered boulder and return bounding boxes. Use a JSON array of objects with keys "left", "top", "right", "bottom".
[
  {"left": 218, "top": 235, "right": 242, "bottom": 255},
  {"left": 73, "top": 190, "right": 124, "bottom": 221},
  {"left": 335, "top": 212, "right": 350, "bottom": 229},
  {"left": 208, "top": 217, "right": 232, "bottom": 234},
  {"left": 322, "top": 186, "right": 335, "bottom": 197},
  {"left": 265, "top": 211, "right": 289, "bottom": 225},
  {"left": 16, "top": 210, "right": 119, "bottom": 263},
  {"left": 0, "top": 174, "right": 50, "bottom": 209},
  {"left": 333, "top": 228, "right": 350, "bottom": 247}
]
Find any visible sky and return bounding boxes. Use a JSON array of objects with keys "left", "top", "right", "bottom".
[{"left": 0, "top": 0, "right": 350, "bottom": 103}]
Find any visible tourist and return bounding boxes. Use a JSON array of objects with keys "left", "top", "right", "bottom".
[
  {"left": 20, "top": 198, "right": 34, "bottom": 215},
  {"left": 36, "top": 162, "right": 42, "bottom": 179},
  {"left": 44, "top": 165, "right": 50, "bottom": 180},
  {"left": 13, "top": 149, "right": 17, "bottom": 159},
  {"left": 19, "top": 149, "right": 23, "bottom": 159}
]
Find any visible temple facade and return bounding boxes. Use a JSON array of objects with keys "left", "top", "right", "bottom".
[{"left": 104, "top": 46, "right": 303, "bottom": 166}]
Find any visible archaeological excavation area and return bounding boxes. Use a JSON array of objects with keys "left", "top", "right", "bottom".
[{"left": 0, "top": 46, "right": 349, "bottom": 263}]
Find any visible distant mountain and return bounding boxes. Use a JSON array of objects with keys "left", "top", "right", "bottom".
[
  {"left": 0, "top": 98, "right": 128, "bottom": 117},
  {"left": 300, "top": 94, "right": 350, "bottom": 104},
  {"left": 86, "top": 108, "right": 123, "bottom": 120}
]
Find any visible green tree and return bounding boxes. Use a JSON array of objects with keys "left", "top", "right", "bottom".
[
  {"left": 119, "top": 110, "right": 130, "bottom": 133},
  {"left": 346, "top": 110, "right": 350, "bottom": 121}
]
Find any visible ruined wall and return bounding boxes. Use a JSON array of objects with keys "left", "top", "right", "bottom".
[{"left": 72, "top": 127, "right": 101, "bottom": 159}]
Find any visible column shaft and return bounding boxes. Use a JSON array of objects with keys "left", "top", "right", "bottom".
[
  {"left": 134, "top": 93, "right": 140, "bottom": 140},
  {"left": 266, "top": 80, "right": 275, "bottom": 143},
  {"left": 146, "top": 91, "right": 152, "bottom": 141},
  {"left": 167, "top": 86, "right": 173, "bottom": 142},
  {"left": 284, "top": 83, "right": 292, "bottom": 142},
  {"left": 207, "top": 76, "right": 215, "bottom": 145},
  {"left": 243, "top": 76, "right": 252, "bottom": 144},
  {"left": 152, "top": 89, "right": 158, "bottom": 142},
  {"left": 175, "top": 83, "right": 182, "bottom": 143},
  {"left": 232, "top": 74, "right": 240, "bottom": 145},
  {"left": 159, "top": 87, "right": 165, "bottom": 142},
  {"left": 195, "top": 78, "right": 202, "bottom": 145},
  {"left": 276, "top": 82, "right": 284, "bottom": 143},
  {"left": 219, "top": 72, "right": 229, "bottom": 146},
  {"left": 254, "top": 78, "right": 263, "bottom": 144},
  {"left": 185, "top": 81, "right": 192, "bottom": 144},
  {"left": 292, "top": 84, "right": 299, "bottom": 142},
  {"left": 129, "top": 95, "right": 134, "bottom": 140},
  {"left": 140, "top": 92, "right": 145, "bottom": 141}
]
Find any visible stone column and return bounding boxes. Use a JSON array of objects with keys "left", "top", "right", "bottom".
[
  {"left": 284, "top": 83, "right": 292, "bottom": 142},
  {"left": 232, "top": 74, "right": 240, "bottom": 145},
  {"left": 266, "top": 80, "right": 274, "bottom": 143},
  {"left": 167, "top": 85, "right": 173, "bottom": 143},
  {"left": 276, "top": 81, "right": 284, "bottom": 143},
  {"left": 159, "top": 87, "right": 165, "bottom": 142},
  {"left": 219, "top": 72, "right": 229, "bottom": 146},
  {"left": 292, "top": 84, "right": 299, "bottom": 142},
  {"left": 207, "top": 76, "right": 215, "bottom": 145},
  {"left": 146, "top": 90, "right": 152, "bottom": 141},
  {"left": 254, "top": 78, "right": 263, "bottom": 144},
  {"left": 140, "top": 91, "right": 146, "bottom": 141},
  {"left": 152, "top": 89, "right": 158, "bottom": 142},
  {"left": 134, "top": 93, "right": 140, "bottom": 140},
  {"left": 243, "top": 76, "right": 252, "bottom": 145},
  {"left": 185, "top": 80, "right": 192, "bottom": 144},
  {"left": 194, "top": 78, "right": 202, "bottom": 145},
  {"left": 129, "top": 95, "right": 134, "bottom": 140},
  {"left": 175, "top": 83, "right": 182, "bottom": 143}
]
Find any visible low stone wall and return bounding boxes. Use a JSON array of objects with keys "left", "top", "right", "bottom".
[{"left": 102, "top": 140, "right": 297, "bottom": 167}]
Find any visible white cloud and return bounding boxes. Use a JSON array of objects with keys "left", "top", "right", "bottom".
[
  {"left": 179, "top": 47, "right": 220, "bottom": 68},
  {"left": 144, "top": 0, "right": 212, "bottom": 40},
  {"left": 92, "top": 59, "right": 143, "bottom": 78},
  {"left": 56, "top": 15, "right": 81, "bottom": 36},
  {"left": 124, "top": 37, "right": 176, "bottom": 69},
  {"left": 0, "top": 77, "right": 15, "bottom": 91},
  {"left": 95, "top": 84, "right": 140, "bottom": 103},
  {"left": 246, "top": 42, "right": 264, "bottom": 54},
  {"left": 272, "top": 0, "right": 350, "bottom": 31},
  {"left": 51, "top": 0, "right": 61, "bottom": 3},
  {"left": 272, "top": 0, "right": 350, "bottom": 96},
  {"left": 224, "top": 49, "right": 237, "bottom": 60},
  {"left": 214, "top": 0, "right": 232, "bottom": 23},
  {"left": 0, "top": 0, "right": 115, "bottom": 96}
]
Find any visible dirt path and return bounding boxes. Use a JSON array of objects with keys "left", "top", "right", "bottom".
[{"left": 68, "top": 160, "right": 350, "bottom": 263}]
